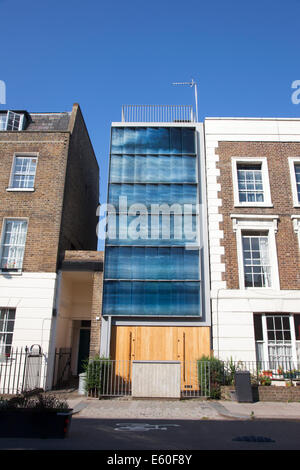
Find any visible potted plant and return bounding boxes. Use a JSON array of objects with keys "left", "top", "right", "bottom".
[
  {"left": 277, "top": 367, "right": 283, "bottom": 376},
  {"left": 0, "top": 388, "right": 73, "bottom": 438},
  {"left": 259, "top": 374, "right": 272, "bottom": 386},
  {"left": 262, "top": 370, "right": 273, "bottom": 378}
]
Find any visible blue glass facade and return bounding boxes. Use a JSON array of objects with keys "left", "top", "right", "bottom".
[{"left": 102, "top": 126, "right": 201, "bottom": 317}]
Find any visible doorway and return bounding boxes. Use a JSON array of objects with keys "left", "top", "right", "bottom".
[{"left": 77, "top": 321, "right": 91, "bottom": 374}]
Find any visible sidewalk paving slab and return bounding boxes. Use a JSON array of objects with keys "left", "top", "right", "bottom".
[{"left": 64, "top": 397, "right": 300, "bottom": 421}]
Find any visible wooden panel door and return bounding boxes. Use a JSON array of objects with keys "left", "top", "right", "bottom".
[{"left": 110, "top": 326, "right": 210, "bottom": 362}]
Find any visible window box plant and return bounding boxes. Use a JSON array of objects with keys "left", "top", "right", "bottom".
[{"left": 0, "top": 389, "right": 73, "bottom": 438}]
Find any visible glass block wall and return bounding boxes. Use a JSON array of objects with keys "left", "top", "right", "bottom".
[{"left": 102, "top": 126, "right": 201, "bottom": 317}]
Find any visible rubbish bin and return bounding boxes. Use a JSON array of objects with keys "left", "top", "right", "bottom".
[
  {"left": 234, "top": 371, "right": 253, "bottom": 403},
  {"left": 78, "top": 372, "right": 87, "bottom": 396}
]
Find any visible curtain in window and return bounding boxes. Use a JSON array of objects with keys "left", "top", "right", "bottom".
[
  {"left": 259, "top": 237, "right": 271, "bottom": 287},
  {"left": 1, "top": 220, "right": 27, "bottom": 270}
]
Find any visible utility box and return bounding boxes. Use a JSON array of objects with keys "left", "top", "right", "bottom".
[
  {"left": 234, "top": 371, "right": 253, "bottom": 403},
  {"left": 132, "top": 361, "right": 181, "bottom": 398}
]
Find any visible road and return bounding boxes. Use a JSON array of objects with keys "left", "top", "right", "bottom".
[{"left": 0, "top": 417, "right": 299, "bottom": 451}]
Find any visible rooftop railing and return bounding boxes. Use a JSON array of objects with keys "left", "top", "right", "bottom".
[{"left": 121, "top": 105, "right": 196, "bottom": 123}]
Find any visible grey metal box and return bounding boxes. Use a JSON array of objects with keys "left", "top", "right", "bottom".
[{"left": 235, "top": 371, "right": 253, "bottom": 403}]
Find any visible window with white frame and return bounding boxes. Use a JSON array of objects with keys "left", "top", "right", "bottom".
[
  {"left": 242, "top": 231, "right": 271, "bottom": 288},
  {"left": 254, "top": 314, "right": 298, "bottom": 369},
  {"left": 0, "top": 308, "right": 15, "bottom": 356},
  {"left": 0, "top": 111, "right": 25, "bottom": 131},
  {"left": 0, "top": 114, "right": 6, "bottom": 131},
  {"left": 237, "top": 164, "right": 264, "bottom": 203},
  {"left": 9, "top": 155, "right": 37, "bottom": 189},
  {"left": 0, "top": 219, "right": 28, "bottom": 272},
  {"left": 232, "top": 157, "right": 272, "bottom": 206},
  {"left": 232, "top": 215, "right": 280, "bottom": 290},
  {"left": 288, "top": 158, "right": 300, "bottom": 207}
]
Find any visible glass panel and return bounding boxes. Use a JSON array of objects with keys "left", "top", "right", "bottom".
[
  {"left": 254, "top": 314, "right": 263, "bottom": 341},
  {"left": 104, "top": 246, "right": 199, "bottom": 280},
  {"left": 102, "top": 281, "right": 201, "bottom": 316}
]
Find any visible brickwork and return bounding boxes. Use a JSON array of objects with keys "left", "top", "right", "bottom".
[
  {"left": 0, "top": 104, "right": 99, "bottom": 273},
  {"left": 221, "top": 385, "right": 300, "bottom": 402},
  {"left": 58, "top": 104, "right": 99, "bottom": 263},
  {"left": 89, "top": 270, "right": 104, "bottom": 357},
  {"left": 0, "top": 133, "right": 69, "bottom": 272},
  {"left": 216, "top": 141, "right": 300, "bottom": 289}
]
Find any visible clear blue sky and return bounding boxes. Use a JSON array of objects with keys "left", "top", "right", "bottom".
[{"left": 1, "top": 0, "right": 300, "bottom": 247}]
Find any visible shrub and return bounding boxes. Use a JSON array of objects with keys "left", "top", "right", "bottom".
[
  {"left": 197, "top": 355, "right": 225, "bottom": 399},
  {"left": 82, "top": 356, "right": 111, "bottom": 397},
  {"left": 0, "top": 389, "right": 69, "bottom": 410}
]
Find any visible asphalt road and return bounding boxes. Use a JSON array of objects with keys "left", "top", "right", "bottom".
[{"left": 0, "top": 418, "right": 300, "bottom": 451}]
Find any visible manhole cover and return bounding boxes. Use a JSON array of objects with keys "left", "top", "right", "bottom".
[{"left": 233, "top": 435, "right": 275, "bottom": 443}]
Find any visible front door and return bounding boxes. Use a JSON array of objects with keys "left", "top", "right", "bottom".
[{"left": 77, "top": 328, "right": 91, "bottom": 374}]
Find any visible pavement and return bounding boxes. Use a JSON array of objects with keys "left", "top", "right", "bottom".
[{"left": 62, "top": 394, "right": 300, "bottom": 421}]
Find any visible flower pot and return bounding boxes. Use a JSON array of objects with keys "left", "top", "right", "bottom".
[{"left": 0, "top": 408, "right": 73, "bottom": 438}]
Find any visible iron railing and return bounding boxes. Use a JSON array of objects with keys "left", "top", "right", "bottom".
[
  {"left": 2, "top": 355, "right": 300, "bottom": 397},
  {"left": 52, "top": 348, "right": 72, "bottom": 389},
  {"left": 121, "top": 105, "right": 195, "bottom": 123},
  {"left": 84, "top": 359, "right": 300, "bottom": 399},
  {"left": 220, "top": 360, "right": 300, "bottom": 384},
  {"left": 0, "top": 347, "right": 47, "bottom": 395}
]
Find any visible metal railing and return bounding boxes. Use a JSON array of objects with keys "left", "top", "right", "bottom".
[
  {"left": 85, "top": 359, "right": 211, "bottom": 398},
  {"left": 220, "top": 360, "right": 300, "bottom": 384},
  {"left": 84, "top": 359, "right": 300, "bottom": 399},
  {"left": 0, "top": 347, "right": 47, "bottom": 395},
  {"left": 2, "top": 355, "right": 300, "bottom": 397},
  {"left": 121, "top": 105, "right": 196, "bottom": 123},
  {"left": 52, "top": 348, "right": 72, "bottom": 389},
  {"left": 85, "top": 359, "right": 132, "bottom": 397}
]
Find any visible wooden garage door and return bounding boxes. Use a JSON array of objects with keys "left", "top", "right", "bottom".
[{"left": 110, "top": 326, "right": 210, "bottom": 362}]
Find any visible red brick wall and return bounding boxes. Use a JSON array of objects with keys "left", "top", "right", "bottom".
[{"left": 216, "top": 141, "right": 300, "bottom": 289}]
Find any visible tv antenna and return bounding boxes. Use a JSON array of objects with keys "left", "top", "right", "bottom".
[{"left": 172, "top": 78, "right": 198, "bottom": 122}]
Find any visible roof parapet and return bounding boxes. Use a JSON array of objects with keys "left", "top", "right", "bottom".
[{"left": 121, "top": 105, "right": 196, "bottom": 123}]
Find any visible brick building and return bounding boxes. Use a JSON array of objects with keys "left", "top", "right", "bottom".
[
  {"left": 204, "top": 118, "right": 300, "bottom": 365},
  {"left": 0, "top": 104, "right": 103, "bottom": 389}
]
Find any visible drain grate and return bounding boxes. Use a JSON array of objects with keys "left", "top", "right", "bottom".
[{"left": 233, "top": 436, "right": 275, "bottom": 443}]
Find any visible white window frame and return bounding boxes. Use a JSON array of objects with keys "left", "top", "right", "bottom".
[
  {"left": 0, "top": 308, "right": 16, "bottom": 356},
  {"left": 232, "top": 215, "right": 280, "bottom": 290},
  {"left": 232, "top": 157, "right": 273, "bottom": 207},
  {"left": 7, "top": 153, "right": 38, "bottom": 192},
  {"left": 288, "top": 157, "right": 300, "bottom": 207},
  {"left": 256, "top": 314, "right": 298, "bottom": 367},
  {"left": 0, "top": 111, "right": 25, "bottom": 131},
  {"left": 0, "top": 218, "right": 28, "bottom": 274}
]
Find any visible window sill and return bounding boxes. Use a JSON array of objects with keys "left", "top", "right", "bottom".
[
  {"left": 234, "top": 203, "right": 273, "bottom": 208},
  {"left": 0, "top": 270, "right": 23, "bottom": 276},
  {"left": 6, "top": 188, "right": 35, "bottom": 192}
]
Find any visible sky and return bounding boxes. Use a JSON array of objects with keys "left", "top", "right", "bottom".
[{"left": 1, "top": 0, "right": 300, "bottom": 248}]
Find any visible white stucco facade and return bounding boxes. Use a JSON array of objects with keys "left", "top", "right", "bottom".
[
  {"left": 204, "top": 118, "right": 300, "bottom": 363},
  {"left": 0, "top": 272, "right": 57, "bottom": 353}
]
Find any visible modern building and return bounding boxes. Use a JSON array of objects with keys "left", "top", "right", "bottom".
[
  {"left": 0, "top": 104, "right": 102, "bottom": 390},
  {"left": 100, "top": 105, "right": 211, "bottom": 381},
  {"left": 204, "top": 117, "right": 300, "bottom": 365}
]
